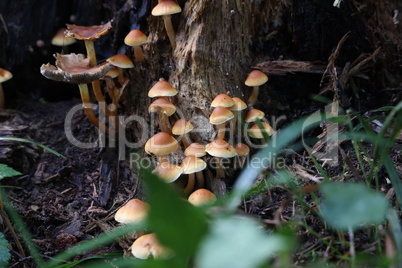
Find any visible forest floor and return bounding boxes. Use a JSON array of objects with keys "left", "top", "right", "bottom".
[{"left": 1, "top": 86, "right": 401, "bottom": 266}]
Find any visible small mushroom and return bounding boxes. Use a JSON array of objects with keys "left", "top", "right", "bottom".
[
  {"left": 172, "top": 119, "right": 194, "bottom": 148},
  {"left": 114, "top": 199, "right": 149, "bottom": 225},
  {"left": 144, "top": 132, "right": 179, "bottom": 163},
  {"left": 228, "top": 97, "right": 247, "bottom": 138},
  {"left": 209, "top": 107, "right": 234, "bottom": 140},
  {"left": 184, "top": 143, "right": 206, "bottom": 189},
  {"left": 153, "top": 162, "right": 183, "bottom": 183},
  {"left": 205, "top": 139, "right": 237, "bottom": 179},
  {"left": 248, "top": 122, "right": 275, "bottom": 145},
  {"left": 181, "top": 156, "right": 207, "bottom": 195},
  {"left": 210, "top": 93, "right": 235, "bottom": 108},
  {"left": 148, "top": 80, "right": 178, "bottom": 99},
  {"left": 0, "top": 68, "right": 13, "bottom": 109},
  {"left": 245, "top": 70, "right": 268, "bottom": 106},
  {"left": 245, "top": 108, "right": 265, "bottom": 123},
  {"left": 131, "top": 233, "right": 172, "bottom": 260},
  {"left": 234, "top": 143, "right": 250, "bottom": 169},
  {"left": 151, "top": 1, "right": 182, "bottom": 50},
  {"left": 188, "top": 189, "right": 217, "bottom": 207},
  {"left": 124, "top": 29, "right": 148, "bottom": 62},
  {"left": 51, "top": 28, "right": 76, "bottom": 47},
  {"left": 148, "top": 98, "right": 176, "bottom": 133}
]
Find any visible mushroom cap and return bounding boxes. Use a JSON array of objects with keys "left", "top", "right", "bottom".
[
  {"left": 0, "top": 68, "right": 13, "bottom": 83},
  {"left": 205, "top": 139, "right": 237, "bottom": 158},
  {"left": 211, "top": 93, "right": 235, "bottom": 108},
  {"left": 124, "top": 29, "right": 148, "bottom": 46},
  {"left": 131, "top": 233, "right": 171, "bottom": 260},
  {"left": 248, "top": 122, "right": 275, "bottom": 138},
  {"left": 172, "top": 119, "right": 194, "bottom": 135},
  {"left": 188, "top": 188, "right": 217, "bottom": 206},
  {"left": 51, "top": 28, "right": 76, "bottom": 46},
  {"left": 148, "top": 81, "right": 178, "bottom": 98},
  {"left": 65, "top": 21, "right": 113, "bottom": 41},
  {"left": 184, "top": 143, "right": 206, "bottom": 157},
  {"left": 229, "top": 97, "right": 247, "bottom": 111},
  {"left": 102, "top": 67, "right": 120, "bottom": 79},
  {"left": 148, "top": 98, "right": 176, "bottom": 116},
  {"left": 153, "top": 162, "right": 183, "bottom": 183},
  {"left": 151, "top": 1, "right": 182, "bottom": 16},
  {"left": 181, "top": 156, "right": 207, "bottom": 174},
  {"left": 40, "top": 53, "right": 112, "bottom": 84},
  {"left": 145, "top": 132, "right": 179, "bottom": 155},
  {"left": 114, "top": 199, "right": 149, "bottom": 224},
  {"left": 209, "top": 107, "right": 234, "bottom": 125},
  {"left": 234, "top": 143, "right": 250, "bottom": 156},
  {"left": 245, "top": 70, "right": 268, "bottom": 87},
  {"left": 106, "top": 54, "right": 134, "bottom": 68},
  {"left": 245, "top": 108, "right": 265, "bottom": 122}
]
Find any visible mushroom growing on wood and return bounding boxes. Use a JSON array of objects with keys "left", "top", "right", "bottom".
[
  {"left": 40, "top": 53, "right": 112, "bottom": 132},
  {"left": 234, "top": 143, "right": 250, "bottom": 169},
  {"left": 124, "top": 29, "right": 148, "bottom": 62},
  {"left": 245, "top": 70, "right": 268, "bottom": 106},
  {"left": 153, "top": 162, "right": 183, "bottom": 183},
  {"left": 248, "top": 122, "right": 275, "bottom": 145},
  {"left": 151, "top": 0, "right": 182, "bottom": 50},
  {"left": 205, "top": 139, "right": 237, "bottom": 179},
  {"left": 148, "top": 98, "right": 176, "bottom": 133},
  {"left": 131, "top": 233, "right": 171, "bottom": 260},
  {"left": 180, "top": 156, "right": 207, "bottom": 195},
  {"left": 172, "top": 119, "right": 194, "bottom": 148},
  {"left": 0, "top": 68, "right": 13, "bottom": 109},
  {"left": 184, "top": 143, "right": 206, "bottom": 189},
  {"left": 209, "top": 107, "right": 234, "bottom": 140},
  {"left": 228, "top": 97, "right": 247, "bottom": 137},
  {"left": 210, "top": 93, "right": 235, "bottom": 108},
  {"left": 51, "top": 28, "right": 76, "bottom": 47},
  {"left": 144, "top": 132, "right": 179, "bottom": 163},
  {"left": 245, "top": 108, "right": 265, "bottom": 123},
  {"left": 148, "top": 80, "right": 178, "bottom": 99}
]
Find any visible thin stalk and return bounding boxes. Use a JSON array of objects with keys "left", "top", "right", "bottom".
[
  {"left": 163, "top": 15, "right": 176, "bottom": 50},
  {"left": 0, "top": 84, "right": 4, "bottom": 108},
  {"left": 78, "top": 84, "right": 108, "bottom": 133},
  {"left": 247, "top": 86, "right": 259, "bottom": 106},
  {"left": 134, "top": 46, "right": 145, "bottom": 62},
  {"left": 195, "top": 171, "right": 205, "bottom": 188},
  {"left": 184, "top": 173, "right": 195, "bottom": 194},
  {"left": 216, "top": 157, "right": 225, "bottom": 179},
  {"left": 158, "top": 111, "right": 171, "bottom": 134},
  {"left": 217, "top": 122, "right": 226, "bottom": 140},
  {"left": 182, "top": 134, "right": 191, "bottom": 148}
]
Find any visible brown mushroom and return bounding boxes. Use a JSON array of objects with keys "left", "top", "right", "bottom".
[
  {"left": 188, "top": 188, "right": 217, "bottom": 207},
  {"left": 124, "top": 29, "right": 148, "bottom": 62},
  {"left": 205, "top": 139, "right": 237, "bottom": 179},
  {"left": 245, "top": 70, "right": 268, "bottom": 106},
  {"left": 181, "top": 156, "right": 207, "bottom": 195},
  {"left": 148, "top": 98, "right": 176, "bottom": 133},
  {"left": 0, "top": 68, "right": 13, "bottom": 109},
  {"left": 151, "top": 1, "right": 182, "bottom": 50},
  {"left": 144, "top": 132, "right": 179, "bottom": 163},
  {"left": 209, "top": 107, "right": 234, "bottom": 140},
  {"left": 172, "top": 119, "right": 194, "bottom": 148}
]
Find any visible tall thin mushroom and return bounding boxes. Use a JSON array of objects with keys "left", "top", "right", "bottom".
[
  {"left": 245, "top": 70, "right": 268, "bottom": 106},
  {"left": 151, "top": 1, "right": 182, "bottom": 50},
  {"left": 0, "top": 68, "right": 13, "bottom": 109}
]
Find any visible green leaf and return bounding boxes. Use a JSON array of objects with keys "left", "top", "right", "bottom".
[
  {"left": 0, "top": 137, "right": 65, "bottom": 158},
  {"left": 0, "top": 164, "right": 22, "bottom": 180},
  {"left": 0, "top": 232, "right": 11, "bottom": 267},
  {"left": 141, "top": 169, "right": 208, "bottom": 260},
  {"left": 196, "top": 216, "right": 286, "bottom": 268},
  {"left": 319, "top": 182, "right": 389, "bottom": 230}
]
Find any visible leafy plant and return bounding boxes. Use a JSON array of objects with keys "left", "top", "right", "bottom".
[
  {"left": 0, "top": 164, "right": 21, "bottom": 180},
  {"left": 0, "top": 232, "right": 11, "bottom": 267}
]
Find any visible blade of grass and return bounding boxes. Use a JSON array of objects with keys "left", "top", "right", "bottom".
[
  {"left": 226, "top": 112, "right": 323, "bottom": 211},
  {"left": 383, "top": 155, "right": 402, "bottom": 212},
  {"left": 0, "top": 188, "right": 45, "bottom": 267},
  {"left": 0, "top": 137, "right": 65, "bottom": 158}
]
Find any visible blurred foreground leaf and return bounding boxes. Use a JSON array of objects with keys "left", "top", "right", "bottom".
[
  {"left": 319, "top": 182, "right": 389, "bottom": 230},
  {"left": 0, "top": 233, "right": 11, "bottom": 267},
  {"left": 196, "top": 216, "right": 287, "bottom": 268},
  {"left": 141, "top": 169, "right": 208, "bottom": 262}
]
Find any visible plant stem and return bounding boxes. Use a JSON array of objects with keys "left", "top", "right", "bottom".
[
  {"left": 247, "top": 86, "right": 259, "bottom": 106},
  {"left": 184, "top": 173, "right": 195, "bottom": 194},
  {"left": 217, "top": 122, "right": 226, "bottom": 140},
  {"left": 134, "top": 46, "right": 145, "bottom": 62},
  {"left": 163, "top": 15, "right": 176, "bottom": 50}
]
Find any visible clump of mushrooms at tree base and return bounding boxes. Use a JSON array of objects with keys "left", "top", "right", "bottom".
[{"left": 39, "top": 0, "right": 274, "bottom": 260}]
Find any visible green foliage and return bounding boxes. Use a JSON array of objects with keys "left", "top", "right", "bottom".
[
  {"left": 319, "top": 182, "right": 389, "bottom": 230},
  {"left": 0, "top": 232, "right": 11, "bottom": 268},
  {"left": 0, "top": 137, "right": 65, "bottom": 158},
  {"left": 0, "top": 164, "right": 21, "bottom": 180},
  {"left": 195, "top": 216, "right": 287, "bottom": 268}
]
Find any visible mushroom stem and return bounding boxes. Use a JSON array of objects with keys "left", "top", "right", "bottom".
[
  {"left": 195, "top": 171, "right": 205, "bottom": 189},
  {"left": 216, "top": 122, "right": 226, "bottom": 140},
  {"left": 230, "top": 111, "right": 239, "bottom": 139},
  {"left": 181, "top": 134, "right": 191, "bottom": 148},
  {"left": 162, "top": 15, "right": 176, "bottom": 50},
  {"left": 184, "top": 173, "right": 195, "bottom": 195},
  {"left": 78, "top": 83, "right": 108, "bottom": 133},
  {"left": 0, "top": 84, "right": 4, "bottom": 109},
  {"left": 158, "top": 155, "right": 168, "bottom": 163},
  {"left": 247, "top": 86, "right": 259, "bottom": 106},
  {"left": 215, "top": 157, "right": 225, "bottom": 179},
  {"left": 84, "top": 40, "right": 97, "bottom": 67},
  {"left": 134, "top": 46, "right": 145, "bottom": 63},
  {"left": 158, "top": 111, "right": 171, "bottom": 134}
]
